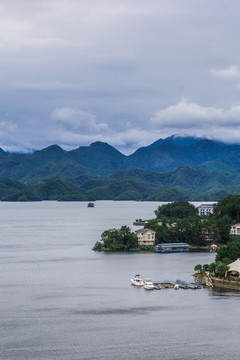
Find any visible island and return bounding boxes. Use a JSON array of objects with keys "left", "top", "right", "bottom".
[
  {"left": 93, "top": 194, "right": 240, "bottom": 284},
  {"left": 193, "top": 195, "right": 240, "bottom": 290}
]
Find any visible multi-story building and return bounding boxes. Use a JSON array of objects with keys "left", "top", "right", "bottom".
[
  {"left": 230, "top": 224, "right": 240, "bottom": 236},
  {"left": 135, "top": 228, "right": 156, "bottom": 246},
  {"left": 197, "top": 204, "right": 214, "bottom": 216}
]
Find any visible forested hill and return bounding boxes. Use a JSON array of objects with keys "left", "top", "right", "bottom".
[{"left": 1, "top": 136, "right": 240, "bottom": 201}]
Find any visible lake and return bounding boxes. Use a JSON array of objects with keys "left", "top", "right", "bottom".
[{"left": 1, "top": 201, "right": 240, "bottom": 360}]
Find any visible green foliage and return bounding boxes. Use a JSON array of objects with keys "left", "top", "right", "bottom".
[
  {"left": 1, "top": 140, "right": 240, "bottom": 201},
  {"left": 215, "top": 262, "right": 229, "bottom": 277},
  {"left": 174, "top": 215, "right": 205, "bottom": 246},
  {"left": 194, "top": 264, "right": 202, "bottom": 273},
  {"left": 92, "top": 241, "right": 103, "bottom": 251},
  {"left": 155, "top": 201, "right": 198, "bottom": 219},
  {"left": 215, "top": 215, "right": 231, "bottom": 244},
  {"left": 138, "top": 245, "right": 155, "bottom": 252},
  {"left": 216, "top": 239, "right": 240, "bottom": 263},
  {"left": 209, "top": 262, "right": 217, "bottom": 274},
  {"left": 214, "top": 195, "right": 240, "bottom": 222},
  {"left": 95, "top": 226, "right": 138, "bottom": 252}
]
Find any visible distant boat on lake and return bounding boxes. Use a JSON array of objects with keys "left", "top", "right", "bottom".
[{"left": 87, "top": 202, "right": 95, "bottom": 207}]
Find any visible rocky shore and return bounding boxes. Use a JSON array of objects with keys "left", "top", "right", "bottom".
[{"left": 195, "top": 272, "right": 240, "bottom": 290}]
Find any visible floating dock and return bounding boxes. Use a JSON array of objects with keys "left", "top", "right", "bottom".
[{"left": 152, "top": 279, "right": 202, "bottom": 290}]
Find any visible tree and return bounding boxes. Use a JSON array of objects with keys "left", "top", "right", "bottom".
[
  {"left": 96, "top": 226, "right": 138, "bottom": 251},
  {"left": 214, "top": 195, "right": 240, "bottom": 222},
  {"left": 203, "top": 264, "right": 209, "bottom": 271},
  {"left": 215, "top": 215, "right": 231, "bottom": 244},
  {"left": 194, "top": 264, "right": 202, "bottom": 273},
  {"left": 216, "top": 262, "right": 229, "bottom": 278},
  {"left": 174, "top": 216, "right": 205, "bottom": 246},
  {"left": 119, "top": 225, "right": 138, "bottom": 250},
  {"left": 209, "top": 262, "right": 217, "bottom": 275},
  {"left": 155, "top": 201, "right": 197, "bottom": 219},
  {"left": 216, "top": 239, "right": 240, "bottom": 263}
]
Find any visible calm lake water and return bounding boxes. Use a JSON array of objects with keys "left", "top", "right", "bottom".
[{"left": 1, "top": 201, "right": 240, "bottom": 360}]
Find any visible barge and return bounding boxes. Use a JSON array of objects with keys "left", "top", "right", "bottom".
[{"left": 155, "top": 242, "right": 190, "bottom": 253}]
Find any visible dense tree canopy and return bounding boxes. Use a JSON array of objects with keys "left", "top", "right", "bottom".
[
  {"left": 214, "top": 195, "right": 240, "bottom": 222},
  {"left": 216, "top": 238, "right": 240, "bottom": 263},
  {"left": 94, "top": 226, "right": 138, "bottom": 251},
  {"left": 155, "top": 201, "right": 198, "bottom": 219}
]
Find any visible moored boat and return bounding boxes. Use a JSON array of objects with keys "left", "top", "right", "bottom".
[
  {"left": 131, "top": 274, "right": 144, "bottom": 286},
  {"left": 155, "top": 243, "right": 190, "bottom": 253},
  {"left": 143, "top": 278, "right": 154, "bottom": 290}
]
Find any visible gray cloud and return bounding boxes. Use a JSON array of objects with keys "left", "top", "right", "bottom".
[{"left": 1, "top": 0, "right": 240, "bottom": 153}]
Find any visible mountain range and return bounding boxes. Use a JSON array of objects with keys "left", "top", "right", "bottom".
[{"left": 1, "top": 135, "right": 240, "bottom": 201}]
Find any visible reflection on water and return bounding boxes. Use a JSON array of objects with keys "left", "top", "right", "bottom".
[{"left": 0, "top": 201, "right": 240, "bottom": 360}]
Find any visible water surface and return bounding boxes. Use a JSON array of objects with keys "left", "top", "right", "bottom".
[{"left": 0, "top": 201, "right": 239, "bottom": 360}]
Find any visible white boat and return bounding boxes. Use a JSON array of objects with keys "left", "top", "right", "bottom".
[
  {"left": 143, "top": 278, "right": 154, "bottom": 290},
  {"left": 131, "top": 274, "right": 144, "bottom": 286}
]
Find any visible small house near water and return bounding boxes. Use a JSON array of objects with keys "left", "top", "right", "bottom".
[{"left": 135, "top": 228, "right": 156, "bottom": 246}]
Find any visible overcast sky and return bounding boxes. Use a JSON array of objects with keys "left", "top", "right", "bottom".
[{"left": 1, "top": 0, "right": 240, "bottom": 153}]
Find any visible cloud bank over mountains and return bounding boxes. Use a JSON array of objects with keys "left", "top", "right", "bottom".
[{"left": 1, "top": 0, "right": 240, "bottom": 153}]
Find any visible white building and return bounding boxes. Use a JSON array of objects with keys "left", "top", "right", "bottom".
[
  {"left": 230, "top": 224, "right": 240, "bottom": 236},
  {"left": 197, "top": 204, "right": 214, "bottom": 216},
  {"left": 135, "top": 228, "right": 156, "bottom": 246}
]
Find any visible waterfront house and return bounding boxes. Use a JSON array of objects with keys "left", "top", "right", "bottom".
[
  {"left": 197, "top": 204, "right": 214, "bottom": 216},
  {"left": 230, "top": 224, "right": 240, "bottom": 236},
  {"left": 135, "top": 228, "right": 156, "bottom": 246}
]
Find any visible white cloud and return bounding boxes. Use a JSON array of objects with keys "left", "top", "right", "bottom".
[
  {"left": 51, "top": 107, "right": 109, "bottom": 133},
  {"left": 149, "top": 98, "right": 240, "bottom": 145},
  {"left": 151, "top": 98, "right": 240, "bottom": 127},
  {"left": 210, "top": 65, "right": 240, "bottom": 80},
  {"left": 53, "top": 126, "right": 159, "bottom": 154}
]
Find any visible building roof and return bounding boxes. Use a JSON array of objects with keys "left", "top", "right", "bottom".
[
  {"left": 228, "top": 259, "right": 240, "bottom": 274},
  {"left": 156, "top": 242, "right": 189, "bottom": 248},
  {"left": 197, "top": 204, "right": 214, "bottom": 208},
  {"left": 135, "top": 228, "right": 156, "bottom": 234}
]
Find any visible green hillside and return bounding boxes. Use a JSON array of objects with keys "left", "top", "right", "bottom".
[{"left": 1, "top": 136, "right": 240, "bottom": 201}]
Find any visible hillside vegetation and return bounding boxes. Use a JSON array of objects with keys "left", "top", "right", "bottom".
[{"left": 1, "top": 136, "right": 240, "bottom": 201}]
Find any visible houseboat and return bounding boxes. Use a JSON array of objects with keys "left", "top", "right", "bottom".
[{"left": 155, "top": 242, "right": 190, "bottom": 253}]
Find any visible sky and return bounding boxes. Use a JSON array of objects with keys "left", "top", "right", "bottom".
[{"left": 1, "top": 0, "right": 240, "bottom": 154}]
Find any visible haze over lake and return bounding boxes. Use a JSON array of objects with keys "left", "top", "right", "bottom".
[{"left": 1, "top": 201, "right": 240, "bottom": 360}]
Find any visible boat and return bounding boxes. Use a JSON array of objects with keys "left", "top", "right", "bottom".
[
  {"left": 87, "top": 202, "right": 95, "bottom": 207},
  {"left": 143, "top": 278, "right": 154, "bottom": 290},
  {"left": 155, "top": 243, "right": 190, "bottom": 253},
  {"left": 130, "top": 274, "right": 144, "bottom": 286}
]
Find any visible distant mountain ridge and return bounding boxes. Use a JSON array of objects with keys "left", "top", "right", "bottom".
[
  {"left": 1, "top": 135, "right": 240, "bottom": 201},
  {"left": 1, "top": 137, "right": 240, "bottom": 181}
]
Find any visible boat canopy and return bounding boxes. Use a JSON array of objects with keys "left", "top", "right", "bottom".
[{"left": 156, "top": 243, "right": 189, "bottom": 248}]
